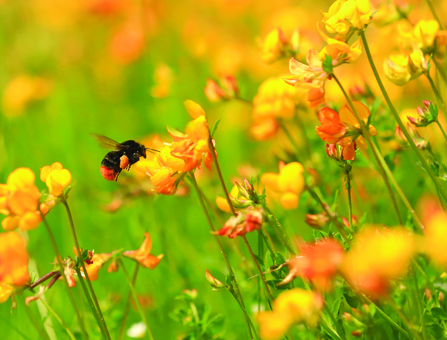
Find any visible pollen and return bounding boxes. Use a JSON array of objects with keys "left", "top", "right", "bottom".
[
  {"left": 120, "top": 155, "right": 129, "bottom": 169},
  {"left": 100, "top": 166, "right": 117, "bottom": 181}
]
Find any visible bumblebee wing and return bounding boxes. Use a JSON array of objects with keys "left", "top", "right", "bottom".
[{"left": 91, "top": 134, "right": 126, "bottom": 151}]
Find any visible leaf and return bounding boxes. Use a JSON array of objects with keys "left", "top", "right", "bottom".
[
  {"left": 427, "top": 323, "right": 444, "bottom": 338},
  {"left": 431, "top": 307, "right": 447, "bottom": 320},
  {"left": 331, "top": 297, "right": 343, "bottom": 318},
  {"left": 210, "top": 118, "right": 222, "bottom": 138},
  {"left": 322, "top": 55, "right": 333, "bottom": 73}
]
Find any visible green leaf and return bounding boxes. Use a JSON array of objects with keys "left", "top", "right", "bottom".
[
  {"left": 427, "top": 323, "right": 444, "bottom": 338},
  {"left": 211, "top": 118, "right": 222, "bottom": 137},
  {"left": 331, "top": 297, "right": 343, "bottom": 318},
  {"left": 322, "top": 55, "right": 333, "bottom": 73},
  {"left": 431, "top": 307, "right": 447, "bottom": 320}
]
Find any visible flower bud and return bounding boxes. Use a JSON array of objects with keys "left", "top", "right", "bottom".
[
  {"left": 205, "top": 269, "right": 227, "bottom": 289},
  {"left": 305, "top": 212, "right": 329, "bottom": 229}
]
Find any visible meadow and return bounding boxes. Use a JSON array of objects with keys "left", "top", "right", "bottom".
[{"left": 2, "top": 0, "right": 447, "bottom": 339}]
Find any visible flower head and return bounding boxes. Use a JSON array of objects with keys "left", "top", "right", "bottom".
[
  {"left": 383, "top": 46, "right": 427, "bottom": 86},
  {"left": 0, "top": 232, "right": 30, "bottom": 287},
  {"left": 259, "top": 28, "right": 299, "bottom": 63},
  {"left": 40, "top": 162, "right": 72, "bottom": 197},
  {"left": 204, "top": 75, "right": 239, "bottom": 102},
  {"left": 323, "top": 0, "right": 373, "bottom": 35},
  {"left": 123, "top": 232, "right": 163, "bottom": 269},
  {"left": 0, "top": 168, "right": 42, "bottom": 231},
  {"left": 407, "top": 100, "right": 438, "bottom": 127},
  {"left": 342, "top": 226, "right": 416, "bottom": 299},
  {"left": 215, "top": 207, "right": 264, "bottom": 238},
  {"left": 257, "top": 289, "right": 323, "bottom": 340},
  {"left": 278, "top": 239, "right": 344, "bottom": 291},
  {"left": 262, "top": 162, "right": 305, "bottom": 210}
]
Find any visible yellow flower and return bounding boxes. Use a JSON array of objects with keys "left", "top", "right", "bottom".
[
  {"left": 413, "top": 20, "right": 439, "bottom": 50},
  {"left": 257, "top": 289, "right": 323, "bottom": 340},
  {"left": 40, "top": 162, "right": 72, "bottom": 197},
  {"left": 423, "top": 211, "right": 447, "bottom": 267},
  {"left": 342, "top": 226, "right": 416, "bottom": 299},
  {"left": 261, "top": 162, "right": 305, "bottom": 210},
  {"left": 216, "top": 185, "right": 240, "bottom": 213},
  {"left": 258, "top": 28, "right": 299, "bottom": 63},
  {"left": 383, "top": 47, "right": 426, "bottom": 86},
  {"left": 0, "top": 168, "right": 42, "bottom": 231},
  {"left": 323, "top": 0, "right": 373, "bottom": 35}
]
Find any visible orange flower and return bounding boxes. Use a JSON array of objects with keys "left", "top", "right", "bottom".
[
  {"left": 204, "top": 75, "right": 239, "bottom": 102},
  {"left": 123, "top": 232, "right": 164, "bottom": 269},
  {"left": 317, "top": 102, "right": 376, "bottom": 160},
  {"left": 342, "top": 226, "right": 416, "bottom": 299},
  {"left": 109, "top": 23, "right": 144, "bottom": 64},
  {"left": 257, "top": 289, "right": 323, "bottom": 340},
  {"left": 423, "top": 211, "right": 447, "bottom": 267},
  {"left": 0, "top": 232, "right": 30, "bottom": 293},
  {"left": 83, "top": 253, "right": 112, "bottom": 281},
  {"left": 278, "top": 239, "right": 344, "bottom": 291},
  {"left": 215, "top": 207, "right": 264, "bottom": 238},
  {"left": 40, "top": 162, "right": 72, "bottom": 197},
  {"left": 0, "top": 168, "right": 42, "bottom": 231},
  {"left": 261, "top": 162, "right": 305, "bottom": 210}
]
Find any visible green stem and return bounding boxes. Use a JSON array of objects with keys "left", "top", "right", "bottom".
[
  {"left": 332, "top": 73, "right": 404, "bottom": 226},
  {"left": 188, "top": 172, "right": 254, "bottom": 340},
  {"left": 370, "top": 142, "right": 424, "bottom": 231},
  {"left": 61, "top": 199, "right": 111, "bottom": 340},
  {"left": 433, "top": 59, "right": 447, "bottom": 86},
  {"left": 228, "top": 289, "right": 260, "bottom": 340},
  {"left": 263, "top": 206, "right": 297, "bottom": 254},
  {"left": 279, "top": 121, "right": 302, "bottom": 163},
  {"left": 409, "top": 264, "right": 428, "bottom": 340},
  {"left": 40, "top": 298, "right": 77, "bottom": 340},
  {"left": 387, "top": 298, "right": 422, "bottom": 340},
  {"left": 22, "top": 298, "right": 51, "bottom": 340},
  {"left": 361, "top": 295, "right": 410, "bottom": 339},
  {"left": 208, "top": 136, "right": 236, "bottom": 216},
  {"left": 118, "top": 259, "right": 155, "bottom": 340},
  {"left": 320, "top": 313, "right": 343, "bottom": 340},
  {"left": 242, "top": 235, "right": 274, "bottom": 306},
  {"left": 436, "top": 120, "right": 447, "bottom": 144},
  {"left": 74, "top": 266, "right": 107, "bottom": 339},
  {"left": 40, "top": 212, "right": 89, "bottom": 339},
  {"left": 294, "top": 112, "right": 313, "bottom": 161},
  {"left": 118, "top": 264, "right": 140, "bottom": 340},
  {"left": 345, "top": 163, "right": 353, "bottom": 228},
  {"left": 305, "top": 186, "right": 351, "bottom": 243},
  {"left": 427, "top": 72, "right": 447, "bottom": 122},
  {"left": 425, "top": 0, "right": 444, "bottom": 29},
  {"left": 360, "top": 30, "right": 447, "bottom": 204}
]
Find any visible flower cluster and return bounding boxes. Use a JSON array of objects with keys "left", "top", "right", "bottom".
[
  {"left": 214, "top": 207, "right": 264, "bottom": 238},
  {"left": 317, "top": 101, "right": 376, "bottom": 160}
]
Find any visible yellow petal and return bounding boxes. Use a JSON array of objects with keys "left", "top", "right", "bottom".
[
  {"left": 216, "top": 196, "right": 232, "bottom": 213},
  {"left": 280, "top": 192, "right": 299, "bottom": 210},
  {"left": 278, "top": 162, "right": 305, "bottom": 194},
  {"left": 7, "top": 168, "right": 35, "bottom": 188},
  {"left": 184, "top": 100, "right": 205, "bottom": 119}
]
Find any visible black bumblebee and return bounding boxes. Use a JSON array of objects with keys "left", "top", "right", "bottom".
[{"left": 92, "top": 134, "right": 157, "bottom": 181}]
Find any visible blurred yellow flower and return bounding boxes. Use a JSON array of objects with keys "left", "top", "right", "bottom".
[
  {"left": 40, "top": 162, "right": 72, "bottom": 197},
  {"left": 0, "top": 282, "right": 14, "bottom": 304},
  {"left": 323, "top": 0, "right": 373, "bottom": 35},
  {"left": 258, "top": 28, "right": 299, "bottom": 63},
  {"left": 261, "top": 162, "right": 305, "bottom": 210},
  {"left": 0, "top": 232, "right": 30, "bottom": 289},
  {"left": 2, "top": 75, "right": 52, "bottom": 117},
  {"left": 383, "top": 47, "right": 426, "bottom": 86},
  {"left": 423, "top": 211, "right": 447, "bottom": 267},
  {"left": 342, "top": 226, "right": 416, "bottom": 299},
  {"left": 0, "top": 168, "right": 42, "bottom": 231},
  {"left": 257, "top": 289, "right": 323, "bottom": 340},
  {"left": 150, "top": 63, "right": 174, "bottom": 98}
]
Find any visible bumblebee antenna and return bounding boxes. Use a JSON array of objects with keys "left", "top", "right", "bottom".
[{"left": 146, "top": 148, "right": 160, "bottom": 153}]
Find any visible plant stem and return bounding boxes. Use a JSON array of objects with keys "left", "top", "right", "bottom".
[
  {"left": 361, "top": 295, "right": 410, "bottom": 339},
  {"left": 360, "top": 29, "right": 447, "bottom": 204},
  {"left": 344, "top": 163, "right": 353, "bottom": 228},
  {"left": 228, "top": 289, "right": 259, "bottom": 340},
  {"left": 118, "top": 264, "right": 140, "bottom": 340},
  {"left": 188, "top": 172, "right": 254, "bottom": 340},
  {"left": 370, "top": 142, "right": 424, "bottom": 231},
  {"left": 425, "top": 0, "right": 444, "bottom": 29},
  {"left": 436, "top": 120, "right": 447, "bottom": 144},
  {"left": 409, "top": 264, "right": 428, "bottom": 340},
  {"left": 242, "top": 235, "right": 274, "bottom": 306},
  {"left": 28, "top": 271, "right": 57, "bottom": 290},
  {"left": 387, "top": 298, "right": 422, "bottom": 340},
  {"left": 305, "top": 186, "right": 351, "bottom": 243},
  {"left": 279, "top": 121, "right": 302, "bottom": 163},
  {"left": 208, "top": 136, "right": 236, "bottom": 216},
  {"left": 22, "top": 298, "right": 51, "bottom": 340},
  {"left": 263, "top": 206, "right": 297, "bottom": 254},
  {"left": 40, "top": 213, "right": 89, "bottom": 339},
  {"left": 61, "top": 199, "right": 111, "bottom": 340},
  {"left": 332, "top": 73, "right": 404, "bottom": 226},
  {"left": 433, "top": 59, "right": 447, "bottom": 86},
  {"left": 426, "top": 72, "right": 447, "bottom": 121},
  {"left": 118, "top": 259, "right": 155, "bottom": 340},
  {"left": 74, "top": 266, "right": 108, "bottom": 339},
  {"left": 40, "top": 298, "right": 77, "bottom": 340}
]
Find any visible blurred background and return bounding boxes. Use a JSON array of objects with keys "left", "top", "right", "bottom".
[{"left": 1, "top": 0, "right": 447, "bottom": 338}]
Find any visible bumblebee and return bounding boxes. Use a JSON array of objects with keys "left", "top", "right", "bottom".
[{"left": 92, "top": 134, "right": 157, "bottom": 181}]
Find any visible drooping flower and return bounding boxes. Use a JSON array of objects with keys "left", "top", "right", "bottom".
[
  {"left": 278, "top": 239, "right": 344, "bottom": 291},
  {"left": 215, "top": 207, "right": 264, "bottom": 238},
  {"left": 123, "top": 232, "right": 164, "bottom": 269},
  {"left": 257, "top": 289, "right": 323, "bottom": 340},
  {"left": 261, "top": 162, "right": 305, "bottom": 210},
  {"left": 383, "top": 46, "right": 427, "bottom": 86},
  {"left": 0, "top": 168, "right": 42, "bottom": 231},
  {"left": 40, "top": 162, "right": 72, "bottom": 197},
  {"left": 342, "top": 226, "right": 416, "bottom": 299}
]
